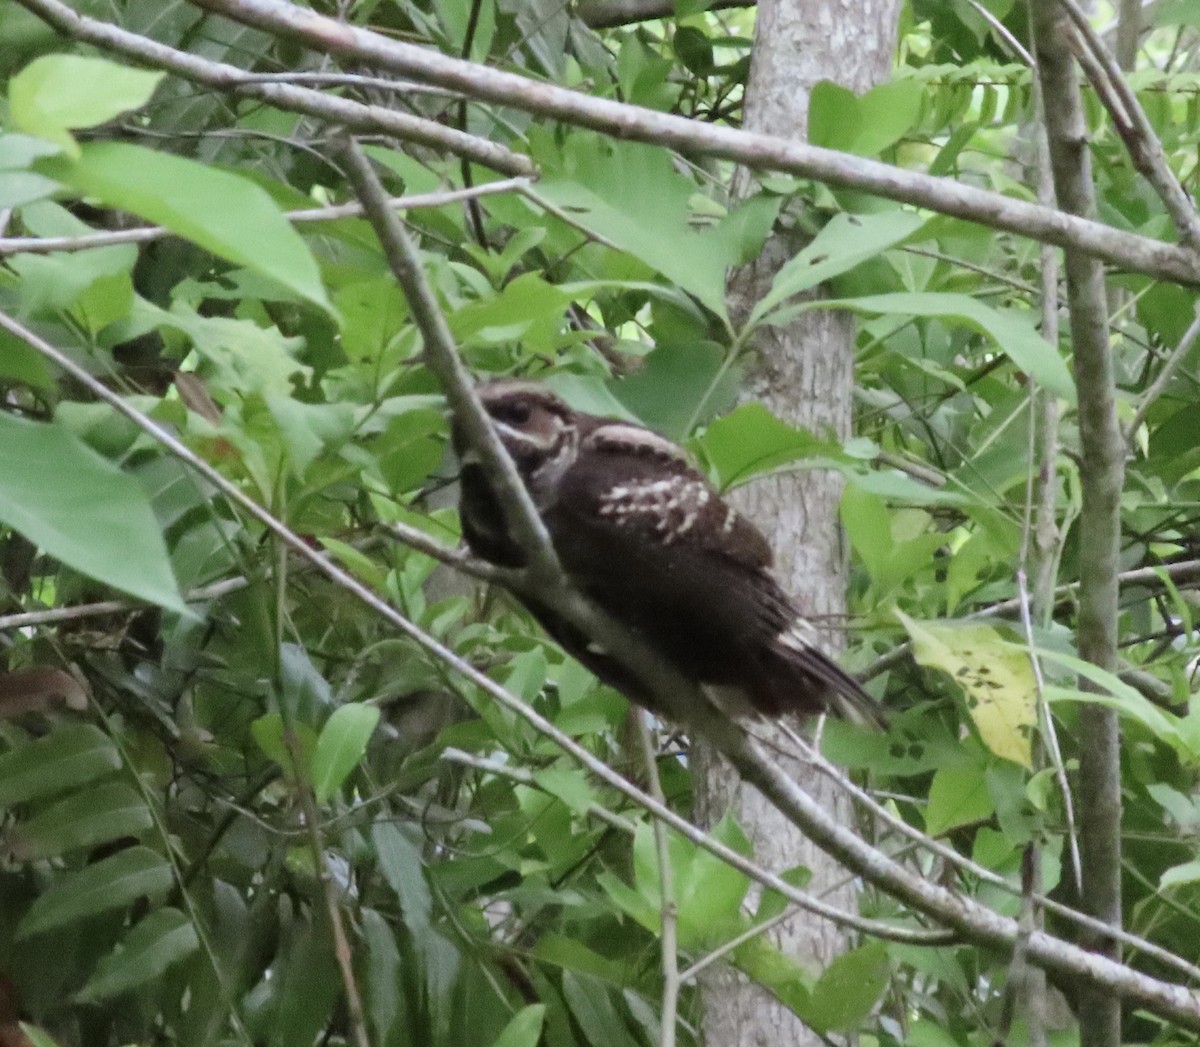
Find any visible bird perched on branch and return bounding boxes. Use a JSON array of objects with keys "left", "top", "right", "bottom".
[{"left": 455, "top": 380, "right": 880, "bottom": 725}]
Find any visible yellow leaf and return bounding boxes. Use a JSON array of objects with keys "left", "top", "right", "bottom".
[{"left": 896, "top": 610, "right": 1035, "bottom": 768}]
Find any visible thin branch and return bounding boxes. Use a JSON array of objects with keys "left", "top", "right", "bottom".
[
  {"left": 574, "top": 0, "right": 754, "bottom": 29},
  {"left": 967, "top": 0, "right": 1035, "bottom": 65},
  {"left": 239, "top": 70, "right": 459, "bottom": 97},
  {"left": 678, "top": 906, "right": 796, "bottom": 985},
  {"left": 637, "top": 716, "right": 679, "bottom": 1047},
  {"left": 12, "top": 0, "right": 532, "bottom": 177},
  {"left": 4, "top": 311, "right": 1200, "bottom": 1025},
  {"left": 787, "top": 732, "right": 1200, "bottom": 986},
  {"left": 1033, "top": 8, "right": 1126, "bottom": 1045},
  {"left": 0, "top": 576, "right": 247, "bottom": 630},
  {"left": 440, "top": 748, "right": 952, "bottom": 947},
  {"left": 0, "top": 179, "right": 530, "bottom": 257},
  {"left": 0, "top": 539, "right": 385, "bottom": 630},
  {"left": 1125, "top": 304, "right": 1200, "bottom": 448},
  {"left": 183, "top": 0, "right": 1200, "bottom": 286},
  {"left": 1057, "top": 0, "right": 1200, "bottom": 249},
  {"left": 1019, "top": 566, "right": 1082, "bottom": 891},
  {"left": 286, "top": 732, "right": 372, "bottom": 1047},
  {"left": 380, "top": 521, "right": 512, "bottom": 584},
  {"left": 337, "top": 138, "right": 559, "bottom": 580}
]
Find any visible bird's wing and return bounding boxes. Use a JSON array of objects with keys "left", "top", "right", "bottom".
[
  {"left": 547, "top": 422, "right": 881, "bottom": 722},
  {"left": 562, "top": 421, "right": 773, "bottom": 571}
]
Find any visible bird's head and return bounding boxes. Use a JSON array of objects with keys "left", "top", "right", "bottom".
[{"left": 471, "top": 381, "right": 579, "bottom": 485}]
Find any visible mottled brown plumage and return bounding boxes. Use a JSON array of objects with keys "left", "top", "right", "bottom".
[{"left": 456, "top": 380, "right": 880, "bottom": 724}]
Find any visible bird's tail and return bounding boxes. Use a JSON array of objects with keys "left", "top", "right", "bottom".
[{"left": 770, "top": 618, "right": 888, "bottom": 729}]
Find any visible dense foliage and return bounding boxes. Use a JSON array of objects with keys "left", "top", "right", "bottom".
[{"left": 1, "top": 1, "right": 1200, "bottom": 1045}]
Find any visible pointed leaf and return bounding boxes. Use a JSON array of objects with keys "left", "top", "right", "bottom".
[
  {"left": 310, "top": 704, "right": 380, "bottom": 803},
  {"left": 785, "top": 291, "right": 1075, "bottom": 402},
  {"left": 41, "top": 142, "right": 331, "bottom": 313},
  {"left": 16, "top": 781, "right": 151, "bottom": 860},
  {"left": 750, "top": 211, "right": 925, "bottom": 324},
  {"left": 491, "top": 1004, "right": 547, "bottom": 1047},
  {"left": 372, "top": 822, "right": 431, "bottom": 935},
  {"left": 925, "top": 765, "right": 994, "bottom": 836},
  {"left": 535, "top": 137, "right": 733, "bottom": 317},
  {"left": 804, "top": 941, "right": 890, "bottom": 1032},
  {"left": 76, "top": 907, "right": 199, "bottom": 1002},
  {"left": 0, "top": 412, "right": 185, "bottom": 611},
  {"left": 0, "top": 724, "right": 120, "bottom": 808},
  {"left": 17, "top": 846, "right": 174, "bottom": 938},
  {"left": 11, "top": 55, "right": 162, "bottom": 158}
]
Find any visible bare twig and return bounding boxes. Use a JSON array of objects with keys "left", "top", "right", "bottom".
[
  {"left": 4, "top": 310, "right": 1200, "bottom": 1023},
  {"left": 440, "top": 748, "right": 951, "bottom": 946},
  {"left": 967, "top": 0, "right": 1035, "bottom": 65},
  {"left": 575, "top": 0, "right": 754, "bottom": 29},
  {"left": 637, "top": 717, "right": 679, "bottom": 1047},
  {"left": 337, "top": 138, "right": 558, "bottom": 579},
  {"left": 1057, "top": 0, "right": 1200, "bottom": 248},
  {"left": 381, "top": 520, "right": 511, "bottom": 584},
  {"left": 239, "top": 70, "right": 458, "bottom": 96},
  {"left": 1033, "top": 8, "right": 1126, "bottom": 1045},
  {"left": 286, "top": 732, "right": 372, "bottom": 1047},
  {"left": 1019, "top": 567, "right": 1082, "bottom": 890},
  {"left": 785, "top": 731, "right": 1200, "bottom": 986},
  {"left": 0, "top": 180, "right": 530, "bottom": 256},
  {"left": 1125, "top": 305, "right": 1200, "bottom": 448},
  {"left": 12, "top": 0, "right": 532, "bottom": 177},
  {"left": 182, "top": 0, "right": 1200, "bottom": 286}
]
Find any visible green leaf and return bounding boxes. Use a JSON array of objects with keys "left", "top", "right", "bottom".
[
  {"left": 561, "top": 972, "right": 640, "bottom": 1047},
  {"left": 310, "top": 704, "right": 380, "bottom": 803},
  {"left": 491, "top": 1004, "right": 547, "bottom": 1047},
  {"left": 925, "top": 765, "right": 994, "bottom": 836},
  {"left": 250, "top": 714, "right": 317, "bottom": 775},
  {"left": 749, "top": 211, "right": 925, "bottom": 325},
  {"left": 794, "top": 292, "right": 1076, "bottom": 402},
  {"left": 11, "top": 55, "right": 162, "bottom": 158},
  {"left": 16, "top": 781, "right": 152, "bottom": 860},
  {"left": 17, "top": 846, "right": 174, "bottom": 938},
  {"left": 0, "top": 724, "right": 120, "bottom": 808},
  {"left": 612, "top": 341, "right": 738, "bottom": 440},
  {"left": 15, "top": 1026, "right": 57, "bottom": 1047},
  {"left": 896, "top": 611, "right": 1036, "bottom": 768},
  {"left": 808, "top": 82, "right": 862, "bottom": 154},
  {"left": 534, "top": 136, "right": 733, "bottom": 317},
  {"left": 697, "top": 402, "right": 827, "bottom": 488},
  {"left": 76, "top": 907, "right": 199, "bottom": 1002},
  {"left": 532, "top": 765, "right": 596, "bottom": 816},
  {"left": 1160, "top": 859, "right": 1200, "bottom": 888},
  {"left": 362, "top": 908, "right": 404, "bottom": 1043},
  {"left": 804, "top": 941, "right": 891, "bottom": 1032},
  {"left": 372, "top": 821, "right": 432, "bottom": 935},
  {"left": 810, "top": 78, "right": 924, "bottom": 157},
  {"left": 0, "top": 170, "right": 60, "bottom": 208},
  {"left": 0, "top": 412, "right": 186, "bottom": 612},
  {"left": 673, "top": 26, "right": 713, "bottom": 74},
  {"left": 41, "top": 142, "right": 331, "bottom": 313}
]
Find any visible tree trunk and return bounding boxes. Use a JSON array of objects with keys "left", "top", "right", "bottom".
[{"left": 693, "top": 2, "right": 899, "bottom": 1045}]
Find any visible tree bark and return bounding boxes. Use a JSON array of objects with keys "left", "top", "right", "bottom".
[
  {"left": 693, "top": 2, "right": 899, "bottom": 1044},
  {"left": 1031, "top": 8, "right": 1124, "bottom": 1047}
]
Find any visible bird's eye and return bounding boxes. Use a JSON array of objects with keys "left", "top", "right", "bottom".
[{"left": 498, "top": 401, "right": 532, "bottom": 425}]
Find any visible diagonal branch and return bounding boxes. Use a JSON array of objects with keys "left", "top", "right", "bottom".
[
  {"left": 1056, "top": 0, "right": 1200, "bottom": 249},
  {"left": 0, "top": 179, "right": 529, "bottom": 256},
  {"left": 184, "top": 0, "right": 1200, "bottom": 286},
  {"left": 3, "top": 309, "right": 1200, "bottom": 1026},
  {"left": 12, "top": 0, "right": 532, "bottom": 177},
  {"left": 337, "top": 137, "right": 559, "bottom": 581}
]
